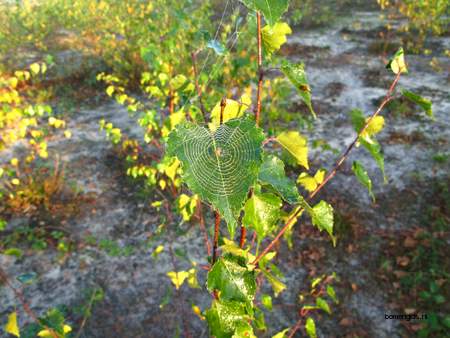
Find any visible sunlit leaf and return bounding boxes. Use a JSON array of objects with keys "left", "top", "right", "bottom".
[
  {"left": 386, "top": 47, "right": 407, "bottom": 74},
  {"left": 4, "top": 312, "right": 20, "bottom": 337},
  {"left": 316, "top": 297, "right": 331, "bottom": 314},
  {"left": 305, "top": 317, "right": 317, "bottom": 338},
  {"left": 261, "top": 294, "right": 273, "bottom": 311},
  {"left": 243, "top": 192, "right": 282, "bottom": 241},
  {"left": 262, "top": 22, "right": 292, "bottom": 56},
  {"left": 207, "top": 256, "right": 256, "bottom": 302},
  {"left": 209, "top": 94, "right": 251, "bottom": 131},
  {"left": 276, "top": 131, "right": 309, "bottom": 169},
  {"left": 272, "top": 328, "right": 289, "bottom": 338},
  {"left": 166, "top": 271, "right": 189, "bottom": 290},
  {"left": 205, "top": 299, "right": 250, "bottom": 338}
]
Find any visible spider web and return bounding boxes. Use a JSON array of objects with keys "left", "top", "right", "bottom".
[{"left": 168, "top": 118, "right": 264, "bottom": 236}]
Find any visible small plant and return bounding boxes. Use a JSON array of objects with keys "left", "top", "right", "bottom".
[{"left": 163, "top": 2, "right": 433, "bottom": 337}]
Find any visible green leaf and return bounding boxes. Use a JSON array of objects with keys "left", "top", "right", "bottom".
[
  {"left": 4, "top": 248, "right": 23, "bottom": 258},
  {"left": 281, "top": 60, "right": 315, "bottom": 117},
  {"left": 386, "top": 47, "right": 407, "bottom": 74},
  {"left": 262, "top": 22, "right": 292, "bottom": 56},
  {"left": 261, "top": 269, "right": 286, "bottom": 297},
  {"left": 326, "top": 285, "right": 339, "bottom": 304},
  {"left": 261, "top": 294, "right": 273, "bottom": 311},
  {"left": 232, "top": 323, "right": 256, "bottom": 338},
  {"left": 0, "top": 219, "right": 6, "bottom": 231},
  {"left": 243, "top": 192, "right": 282, "bottom": 241},
  {"left": 352, "top": 161, "right": 375, "bottom": 202},
  {"left": 310, "top": 200, "right": 336, "bottom": 246},
  {"left": 349, "top": 109, "right": 365, "bottom": 132},
  {"left": 167, "top": 118, "right": 265, "bottom": 237},
  {"left": 276, "top": 131, "right": 309, "bottom": 169},
  {"left": 360, "top": 138, "right": 386, "bottom": 182},
  {"left": 305, "top": 317, "right": 317, "bottom": 338},
  {"left": 258, "top": 155, "right": 300, "bottom": 203},
  {"left": 316, "top": 297, "right": 331, "bottom": 314},
  {"left": 402, "top": 89, "right": 433, "bottom": 118},
  {"left": 240, "top": 0, "right": 289, "bottom": 25},
  {"left": 207, "top": 256, "right": 256, "bottom": 303},
  {"left": 205, "top": 299, "right": 250, "bottom": 338}
]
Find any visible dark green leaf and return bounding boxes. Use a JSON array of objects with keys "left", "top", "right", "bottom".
[
  {"left": 352, "top": 161, "right": 375, "bottom": 202},
  {"left": 258, "top": 155, "right": 300, "bottom": 203},
  {"left": 402, "top": 89, "right": 433, "bottom": 118},
  {"left": 281, "top": 60, "right": 315, "bottom": 117}
]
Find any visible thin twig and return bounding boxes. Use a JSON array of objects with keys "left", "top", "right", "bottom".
[
  {"left": 287, "top": 317, "right": 304, "bottom": 338},
  {"left": 197, "top": 200, "right": 211, "bottom": 258},
  {"left": 0, "top": 267, "right": 59, "bottom": 338},
  {"left": 255, "top": 11, "right": 263, "bottom": 125},
  {"left": 252, "top": 72, "right": 402, "bottom": 265},
  {"left": 75, "top": 288, "right": 100, "bottom": 338},
  {"left": 191, "top": 51, "right": 207, "bottom": 119},
  {"left": 220, "top": 97, "right": 226, "bottom": 125},
  {"left": 212, "top": 211, "right": 221, "bottom": 263}
]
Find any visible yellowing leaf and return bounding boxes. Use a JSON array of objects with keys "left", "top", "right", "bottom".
[
  {"left": 298, "top": 169, "right": 325, "bottom": 192},
  {"left": 277, "top": 131, "right": 309, "bottom": 169},
  {"left": 10, "top": 158, "right": 19, "bottom": 166},
  {"left": 106, "top": 85, "right": 115, "bottom": 97},
  {"left": 364, "top": 116, "right": 384, "bottom": 136},
  {"left": 387, "top": 47, "right": 407, "bottom": 74},
  {"left": 11, "top": 178, "right": 20, "bottom": 186},
  {"left": 262, "top": 22, "right": 292, "bottom": 55},
  {"left": 192, "top": 305, "right": 205, "bottom": 320},
  {"left": 64, "top": 130, "right": 72, "bottom": 139},
  {"left": 209, "top": 94, "right": 251, "bottom": 131},
  {"left": 4, "top": 312, "right": 20, "bottom": 337},
  {"left": 30, "top": 63, "right": 40, "bottom": 75},
  {"left": 38, "top": 325, "right": 71, "bottom": 337},
  {"left": 167, "top": 271, "right": 189, "bottom": 289}
]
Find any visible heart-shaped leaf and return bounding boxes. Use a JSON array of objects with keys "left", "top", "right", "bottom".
[{"left": 167, "top": 118, "right": 265, "bottom": 236}]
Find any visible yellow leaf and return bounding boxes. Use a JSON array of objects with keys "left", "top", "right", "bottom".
[
  {"left": 297, "top": 173, "right": 317, "bottom": 192},
  {"left": 11, "top": 178, "right": 20, "bottom": 186},
  {"left": 4, "top": 312, "right": 20, "bottom": 337},
  {"left": 262, "top": 22, "right": 292, "bottom": 55},
  {"left": 277, "top": 131, "right": 309, "bottom": 169},
  {"left": 10, "top": 158, "right": 19, "bottom": 166},
  {"left": 364, "top": 116, "right": 385, "bottom": 136},
  {"left": 388, "top": 48, "right": 408, "bottom": 74},
  {"left": 166, "top": 271, "right": 189, "bottom": 289},
  {"left": 192, "top": 305, "right": 205, "bottom": 320},
  {"left": 209, "top": 94, "right": 251, "bottom": 131},
  {"left": 64, "top": 130, "right": 72, "bottom": 139},
  {"left": 38, "top": 324, "right": 71, "bottom": 337},
  {"left": 313, "top": 169, "right": 326, "bottom": 184},
  {"left": 30, "top": 63, "right": 40, "bottom": 75}
]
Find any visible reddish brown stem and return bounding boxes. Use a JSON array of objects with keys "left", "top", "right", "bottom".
[
  {"left": 197, "top": 200, "right": 211, "bottom": 257},
  {"left": 252, "top": 72, "right": 402, "bottom": 265},
  {"left": 0, "top": 268, "right": 59, "bottom": 338},
  {"left": 255, "top": 11, "right": 263, "bottom": 125},
  {"left": 191, "top": 51, "right": 207, "bottom": 119},
  {"left": 220, "top": 97, "right": 226, "bottom": 125},
  {"left": 239, "top": 226, "right": 247, "bottom": 248},
  {"left": 212, "top": 211, "right": 221, "bottom": 263}
]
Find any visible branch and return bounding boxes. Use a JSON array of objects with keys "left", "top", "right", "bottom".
[
  {"left": 255, "top": 11, "right": 263, "bottom": 125},
  {"left": 197, "top": 200, "right": 211, "bottom": 257},
  {"left": 252, "top": 72, "right": 402, "bottom": 265},
  {"left": 0, "top": 267, "right": 59, "bottom": 338},
  {"left": 212, "top": 211, "right": 221, "bottom": 263}
]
